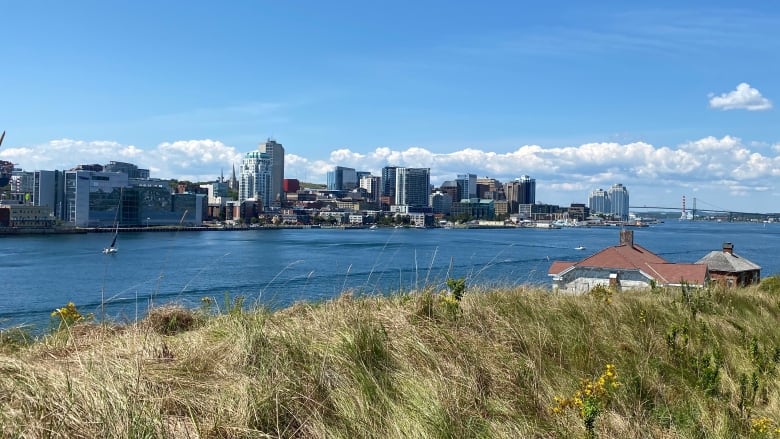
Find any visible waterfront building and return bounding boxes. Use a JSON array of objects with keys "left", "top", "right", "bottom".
[
  {"left": 258, "top": 139, "right": 284, "bottom": 207},
  {"left": 238, "top": 151, "right": 272, "bottom": 209},
  {"left": 548, "top": 230, "right": 708, "bottom": 294},
  {"left": 518, "top": 203, "right": 564, "bottom": 221},
  {"left": 607, "top": 183, "right": 629, "bottom": 221},
  {"left": 567, "top": 203, "right": 590, "bottom": 222},
  {"left": 588, "top": 188, "right": 609, "bottom": 215},
  {"left": 64, "top": 170, "right": 129, "bottom": 227},
  {"left": 451, "top": 198, "right": 495, "bottom": 220},
  {"left": 327, "top": 166, "right": 358, "bottom": 192},
  {"left": 395, "top": 167, "right": 430, "bottom": 209},
  {"left": 456, "top": 173, "right": 477, "bottom": 201},
  {"left": 170, "top": 192, "right": 207, "bottom": 226},
  {"left": 0, "top": 204, "right": 55, "bottom": 228}
]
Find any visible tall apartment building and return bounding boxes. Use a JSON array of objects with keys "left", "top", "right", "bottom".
[
  {"left": 588, "top": 188, "right": 609, "bottom": 215},
  {"left": 608, "top": 183, "right": 629, "bottom": 220},
  {"left": 239, "top": 151, "right": 272, "bottom": 209},
  {"left": 258, "top": 139, "right": 284, "bottom": 207},
  {"left": 395, "top": 167, "right": 430, "bottom": 208},
  {"left": 588, "top": 184, "right": 629, "bottom": 220}
]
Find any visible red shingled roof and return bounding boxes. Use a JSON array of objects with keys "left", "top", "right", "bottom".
[{"left": 548, "top": 243, "right": 708, "bottom": 286}]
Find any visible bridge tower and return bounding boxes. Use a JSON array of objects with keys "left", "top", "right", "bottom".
[{"left": 680, "top": 195, "right": 687, "bottom": 220}]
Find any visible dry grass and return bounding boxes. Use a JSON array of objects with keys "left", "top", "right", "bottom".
[{"left": 2, "top": 281, "right": 780, "bottom": 438}]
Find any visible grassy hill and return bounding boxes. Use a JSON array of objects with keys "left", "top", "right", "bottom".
[{"left": 2, "top": 280, "right": 780, "bottom": 438}]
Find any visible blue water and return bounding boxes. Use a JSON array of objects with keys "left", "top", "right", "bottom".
[{"left": 1, "top": 221, "right": 778, "bottom": 331}]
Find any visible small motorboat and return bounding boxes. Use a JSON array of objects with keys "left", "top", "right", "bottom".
[{"left": 575, "top": 246, "right": 586, "bottom": 250}]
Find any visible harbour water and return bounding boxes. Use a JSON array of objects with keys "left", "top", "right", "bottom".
[{"left": 1, "top": 221, "right": 779, "bottom": 331}]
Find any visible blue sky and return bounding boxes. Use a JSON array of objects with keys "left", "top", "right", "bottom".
[{"left": 2, "top": 1, "right": 779, "bottom": 213}]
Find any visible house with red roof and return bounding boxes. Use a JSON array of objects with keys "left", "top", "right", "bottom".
[{"left": 548, "top": 230, "right": 709, "bottom": 294}]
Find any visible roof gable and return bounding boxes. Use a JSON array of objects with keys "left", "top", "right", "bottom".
[{"left": 548, "top": 261, "right": 576, "bottom": 275}]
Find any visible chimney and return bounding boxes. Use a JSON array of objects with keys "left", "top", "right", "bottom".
[
  {"left": 620, "top": 229, "right": 634, "bottom": 247},
  {"left": 722, "top": 242, "right": 734, "bottom": 255}
]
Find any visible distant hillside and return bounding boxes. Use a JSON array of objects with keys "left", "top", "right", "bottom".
[{"left": 3, "top": 280, "right": 780, "bottom": 438}]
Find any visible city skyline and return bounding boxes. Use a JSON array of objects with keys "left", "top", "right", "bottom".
[{"left": 2, "top": 1, "right": 779, "bottom": 212}]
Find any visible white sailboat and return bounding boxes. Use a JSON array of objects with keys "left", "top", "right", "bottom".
[
  {"left": 103, "top": 190, "right": 121, "bottom": 254},
  {"left": 102, "top": 225, "right": 118, "bottom": 254}
]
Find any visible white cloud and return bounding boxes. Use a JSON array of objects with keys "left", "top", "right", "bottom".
[
  {"left": 5, "top": 135, "right": 780, "bottom": 210},
  {"left": 709, "top": 83, "right": 772, "bottom": 111},
  {"left": 3, "top": 138, "right": 244, "bottom": 182}
]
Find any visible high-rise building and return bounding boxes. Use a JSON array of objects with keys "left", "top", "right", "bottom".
[
  {"left": 258, "top": 139, "right": 284, "bottom": 207},
  {"left": 395, "top": 167, "right": 430, "bottom": 208},
  {"left": 360, "top": 175, "right": 381, "bottom": 202},
  {"left": 239, "top": 151, "right": 272, "bottom": 209},
  {"left": 381, "top": 166, "right": 398, "bottom": 197},
  {"left": 588, "top": 188, "right": 609, "bottom": 215},
  {"left": 326, "top": 166, "right": 358, "bottom": 191},
  {"left": 505, "top": 175, "right": 536, "bottom": 214},
  {"left": 519, "top": 175, "right": 536, "bottom": 205},
  {"left": 607, "top": 183, "right": 629, "bottom": 220},
  {"left": 34, "top": 170, "right": 65, "bottom": 219},
  {"left": 456, "top": 174, "right": 477, "bottom": 201},
  {"left": 476, "top": 177, "right": 503, "bottom": 200}
]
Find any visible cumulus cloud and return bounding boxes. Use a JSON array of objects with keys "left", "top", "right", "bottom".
[
  {"left": 709, "top": 83, "right": 772, "bottom": 111},
  {"left": 3, "top": 138, "right": 244, "bottom": 182},
  {"left": 281, "top": 136, "right": 780, "bottom": 208},
  {"left": 5, "top": 134, "right": 780, "bottom": 209}
]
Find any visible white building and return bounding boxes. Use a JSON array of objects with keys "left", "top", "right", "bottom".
[
  {"left": 608, "top": 183, "right": 629, "bottom": 221},
  {"left": 239, "top": 151, "right": 272, "bottom": 210}
]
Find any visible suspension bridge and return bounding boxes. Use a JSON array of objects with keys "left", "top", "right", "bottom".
[{"left": 629, "top": 196, "right": 776, "bottom": 221}]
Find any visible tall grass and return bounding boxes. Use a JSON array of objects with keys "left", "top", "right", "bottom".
[{"left": 2, "top": 281, "right": 780, "bottom": 438}]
